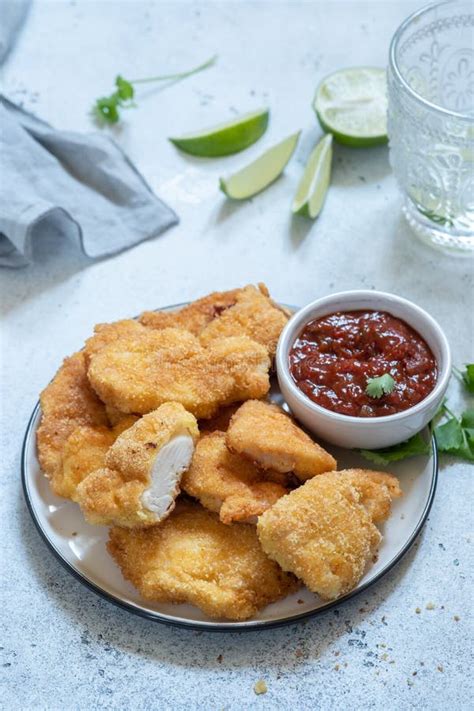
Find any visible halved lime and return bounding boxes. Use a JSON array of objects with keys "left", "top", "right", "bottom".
[
  {"left": 169, "top": 108, "right": 269, "bottom": 157},
  {"left": 313, "top": 67, "right": 387, "bottom": 147},
  {"left": 292, "top": 134, "right": 333, "bottom": 218},
  {"left": 219, "top": 131, "right": 300, "bottom": 200}
]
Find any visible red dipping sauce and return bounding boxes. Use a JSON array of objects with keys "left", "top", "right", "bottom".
[{"left": 289, "top": 310, "right": 437, "bottom": 418}]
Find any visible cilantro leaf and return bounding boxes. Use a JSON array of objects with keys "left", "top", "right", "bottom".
[
  {"left": 461, "top": 408, "right": 474, "bottom": 429},
  {"left": 434, "top": 408, "right": 474, "bottom": 462},
  {"left": 453, "top": 364, "right": 474, "bottom": 393},
  {"left": 462, "top": 364, "right": 474, "bottom": 393},
  {"left": 434, "top": 416, "right": 463, "bottom": 451},
  {"left": 365, "top": 373, "right": 395, "bottom": 399},
  {"left": 115, "top": 76, "right": 134, "bottom": 101},
  {"left": 361, "top": 404, "right": 474, "bottom": 466},
  {"left": 91, "top": 55, "right": 216, "bottom": 125},
  {"left": 360, "top": 432, "right": 431, "bottom": 466},
  {"left": 94, "top": 96, "right": 120, "bottom": 124}
]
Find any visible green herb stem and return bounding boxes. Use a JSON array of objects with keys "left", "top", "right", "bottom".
[
  {"left": 130, "top": 55, "right": 217, "bottom": 85},
  {"left": 443, "top": 404, "right": 458, "bottom": 421}
]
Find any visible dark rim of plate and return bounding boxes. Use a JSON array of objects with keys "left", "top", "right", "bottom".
[{"left": 21, "top": 302, "right": 439, "bottom": 632}]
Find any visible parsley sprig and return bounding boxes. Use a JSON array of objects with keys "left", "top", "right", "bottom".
[
  {"left": 93, "top": 55, "right": 217, "bottom": 125},
  {"left": 360, "top": 363, "right": 474, "bottom": 465},
  {"left": 365, "top": 373, "right": 395, "bottom": 399}
]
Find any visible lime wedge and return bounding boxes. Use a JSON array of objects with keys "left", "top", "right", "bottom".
[
  {"left": 219, "top": 131, "right": 300, "bottom": 200},
  {"left": 169, "top": 108, "right": 269, "bottom": 157},
  {"left": 313, "top": 67, "right": 387, "bottom": 147},
  {"left": 292, "top": 134, "right": 333, "bottom": 218}
]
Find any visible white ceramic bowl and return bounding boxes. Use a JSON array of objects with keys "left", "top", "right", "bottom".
[{"left": 276, "top": 291, "right": 451, "bottom": 449}]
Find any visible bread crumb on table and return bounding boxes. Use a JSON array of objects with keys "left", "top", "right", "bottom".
[
  {"left": 415, "top": 607, "right": 421, "bottom": 614},
  {"left": 254, "top": 680, "right": 268, "bottom": 695},
  {"left": 425, "top": 602, "right": 436, "bottom": 610}
]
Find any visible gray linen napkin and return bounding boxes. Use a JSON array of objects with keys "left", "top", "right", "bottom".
[
  {"left": 0, "top": 97, "right": 179, "bottom": 267},
  {"left": 0, "top": 0, "right": 31, "bottom": 63}
]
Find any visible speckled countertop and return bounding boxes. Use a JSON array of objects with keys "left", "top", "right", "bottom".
[{"left": 1, "top": 1, "right": 472, "bottom": 709}]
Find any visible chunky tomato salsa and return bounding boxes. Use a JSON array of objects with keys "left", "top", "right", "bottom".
[{"left": 289, "top": 310, "right": 437, "bottom": 417}]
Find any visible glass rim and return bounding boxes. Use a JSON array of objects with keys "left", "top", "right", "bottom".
[{"left": 389, "top": 0, "right": 473, "bottom": 121}]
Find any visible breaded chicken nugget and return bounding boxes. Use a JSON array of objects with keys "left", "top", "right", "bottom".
[
  {"left": 138, "top": 288, "right": 241, "bottom": 334},
  {"left": 108, "top": 502, "right": 298, "bottom": 620},
  {"left": 76, "top": 403, "right": 199, "bottom": 528},
  {"left": 338, "top": 469, "right": 402, "bottom": 524},
  {"left": 226, "top": 400, "right": 336, "bottom": 480},
  {"left": 87, "top": 328, "right": 271, "bottom": 418},
  {"left": 199, "top": 284, "right": 289, "bottom": 357},
  {"left": 37, "top": 351, "right": 109, "bottom": 497},
  {"left": 257, "top": 471, "right": 387, "bottom": 600},
  {"left": 181, "top": 432, "right": 287, "bottom": 524},
  {"left": 61, "top": 416, "right": 137, "bottom": 501},
  {"left": 83, "top": 319, "right": 148, "bottom": 364}
]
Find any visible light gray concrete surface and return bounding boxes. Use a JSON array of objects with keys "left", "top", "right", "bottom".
[{"left": 1, "top": 1, "right": 473, "bottom": 709}]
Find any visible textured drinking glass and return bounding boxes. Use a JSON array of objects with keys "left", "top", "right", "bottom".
[{"left": 388, "top": 0, "right": 474, "bottom": 255}]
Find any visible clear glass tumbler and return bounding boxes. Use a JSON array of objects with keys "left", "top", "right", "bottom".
[{"left": 388, "top": 0, "right": 474, "bottom": 255}]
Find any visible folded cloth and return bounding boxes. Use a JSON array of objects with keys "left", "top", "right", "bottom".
[
  {"left": 0, "top": 96, "right": 179, "bottom": 267},
  {"left": 0, "top": 0, "right": 31, "bottom": 63}
]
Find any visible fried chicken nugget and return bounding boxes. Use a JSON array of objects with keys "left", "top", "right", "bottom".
[
  {"left": 257, "top": 471, "right": 387, "bottom": 601},
  {"left": 199, "top": 284, "right": 289, "bottom": 357},
  {"left": 138, "top": 288, "right": 242, "bottom": 334},
  {"left": 181, "top": 432, "right": 287, "bottom": 524},
  {"left": 257, "top": 469, "right": 401, "bottom": 600},
  {"left": 61, "top": 416, "right": 137, "bottom": 501},
  {"left": 87, "top": 328, "right": 271, "bottom": 418},
  {"left": 226, "top": 400, "right": 336, "bottom": 480},
  {"left": 83, "top": 319, "right": 148, "bottom": 364},
  {"left": 340, "top": 469, "right": 402, "bottom": 524},
  {"left": 76, "top": 403, "right": 199, "bottom": 528},
  {"left": 108, "top": 501, "right": 299, "bottom": 620},
  {"left": 37, "top": 352, "right": 109, "bottom": 497}
]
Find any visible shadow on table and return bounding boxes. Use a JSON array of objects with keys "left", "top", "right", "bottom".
[
  {"left": 19, "top": 487, "right": 426, "bottom": 674},
  {"left": 289, "top": 213, "right": 315, "bottom": 249},
  {"left": 0, "top": 224, "right": 93, "bottom": 318},
  {"left": 330, "top": 143, "right": 391, "bottom": 188}
]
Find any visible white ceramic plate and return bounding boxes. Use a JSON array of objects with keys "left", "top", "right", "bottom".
[{"left": 22, "top": 304, "right": 438, "bottom": 631}]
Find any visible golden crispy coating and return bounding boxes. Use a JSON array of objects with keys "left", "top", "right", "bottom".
[
  {"left": 338, "top": 469, "right": 402, "bottom": 524},
  {"left": 199, "top": 284, "right": 289, "bottom": 357},
  {"left": 83, "top": 319, "right": 148, "bottom": 364},
  {"left": 87, "top": 328, "right": 271, "bottom": 418},
  {"left": 76, "top": 403, "right": 199, "bottom": 528},
  {"left": 138, "top": 289, "right": 242, "bottom": 335},
  {"left": 257, "top": 471, "right": 386, "bottom": 601},
  {"left": 61, "top": 417, "right": 137, "bottom": 501},
  {"left": 226, "top": 400, "right": 337, "bottom": 480},
  {"left": 37, "top": 352, "right": 109, "bottom": 497},
  {"left": 108, "top": 502, "right": 299, "bottom": 620},
  {"left": 181, "top": 432, "right": 287, "bottom": 524}
]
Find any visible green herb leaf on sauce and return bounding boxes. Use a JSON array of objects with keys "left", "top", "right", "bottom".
[
  {"left": 365, "top": 373, "right": 395, "bottom": 399},
  {"left": 360, "top": 432, "right": 431, "bottom": 465}
]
